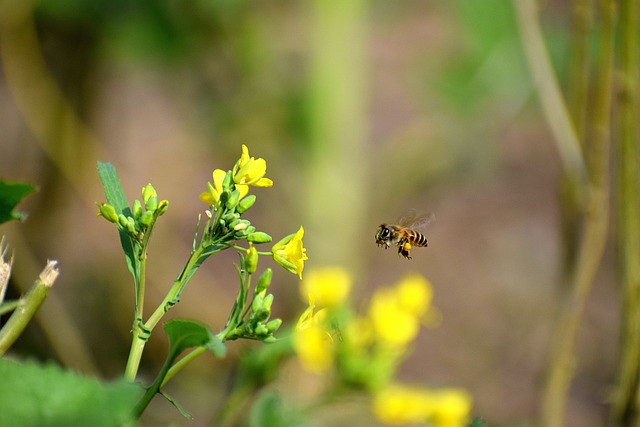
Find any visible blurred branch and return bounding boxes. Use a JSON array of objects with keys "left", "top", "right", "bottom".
[
  {"left": 610, "top": 0, "right": 640, "bottom": 424},
  {"left": 305, "top": 0, "right": 369, "bottom": 269},
  {"left": 523, "top": 0, "right": 614, "bottom": 425},
  {"left": 514, "top": 0, "right": 588, "bottom": 195},
  {"left": 0, "top": 2, "right": 102, "bottom": 196}
]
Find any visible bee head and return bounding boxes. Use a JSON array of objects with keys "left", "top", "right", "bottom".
[{"left": 375, "top": 224, "right": 391, "bottom": 244}]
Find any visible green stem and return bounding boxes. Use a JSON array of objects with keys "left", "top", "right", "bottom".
[
  {"left": 0, "top": 261, "right": 58, "bottom": 354},
  {"left": 538, "top": 0, "right": 615, "bottom": 426},
  {"left": 610, "top": 0, "right": 640, "bottom": 424},
  {"left": 161, "top": 346, "right": 208, "bottom": 387},
  {"left": 514, "top": 0, "right": 588, "bottom": 195},
  {"left": 124, "top": 245, "right": 207, "bottom": 382}
]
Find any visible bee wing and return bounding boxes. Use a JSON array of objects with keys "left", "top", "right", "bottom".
[
  {"left": 396, "top": 208, "right": 418, "bottom": 227},
  {"left": 397, "top": 210, "right": 434, "bottom": 231}
]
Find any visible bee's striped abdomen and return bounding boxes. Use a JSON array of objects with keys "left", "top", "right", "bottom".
[{"left": 408, "top": 230, "right": 428, "bottom": 247}]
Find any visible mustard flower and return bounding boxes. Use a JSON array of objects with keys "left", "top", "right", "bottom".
[
  {"left": 368, "top": 287, "right": 420, "bottom": 347},
  {"left": 301, "top": 267, "right": 352, "bottom": 309},
  {"left": 373, "top": 385, "right": 472, "bottom": 427},
  {"left": 368, "top": 273, "right": 434, "bottom": 347},
  {"left": 200, "top": 169, "right": 248, "bottom": 206},
  {"left": 233, "top": 144, "right": 274, "bottom": 187},
  {"left": 294, "top": 298, "right": 333, "bottom": 374},
  {"left": 272, "top": 226, "right": 308, "bottom": 279}
]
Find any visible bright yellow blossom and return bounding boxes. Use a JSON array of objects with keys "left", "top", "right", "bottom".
[
  {"left": 272, "top": 227, "right": 308, "bottom": 279},
  {"left": 233, "top": 144, "right": 273, "bottom": 187},
  {"left": 301, "top": 267, "right": 352, "bottom": 309},
  {"left": 368, "top": 273, "right": 434, "bottom": 347},
  {"left": 395, "top": 273, "right": 433, "bottom": 318},
  {"left": 373, "top": 385, "right": 472, "bottom": 427},
  {"left": 200, "top": 169, "right": 248, "bottom": 205},
  {"left": 294, "top": 300, "right": 333, "bottom": 374}
]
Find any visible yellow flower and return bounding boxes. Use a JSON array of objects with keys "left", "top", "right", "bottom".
[
  {"left": 431, "top": 389, "right": 473, "bottom": 427},
  {"left": 373, "top": 385, "right": 472, "bottom": 427},
  {"left": 301, "top": 267, "right": 352, "bottom": 309},
  {"left": 200, "top": 169, "right": 248, "bottom": 205},
  {"left": 395, "top": 273, "right": 433, "bottom": 318},
  {"left": 233, "top": 144, "right": 274, "bottom": 187},
  {"left": 369, "top": 287, "right": 420, "bottom": 347},
  {"left": 368, "top": 273, "right": 434, "bottom": 347},
  {"left": 272, "top": 226, "right": 308, "bottom": 279},
  {"left": 294, "top": 300, "right": 333, "bottom": 374}
]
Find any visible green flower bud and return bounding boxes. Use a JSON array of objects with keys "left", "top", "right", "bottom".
[
  {"left": 225, "top": 189, "right": 240, "bottom": 210},
  {"left": 157, "top": 200, "right": 169, "bottom": 216},
  {"left": 263, "top": 336, "right": 277, "bottom": 343},
  {"left": 236, "top": 195, "right": 256, "bottom": 214},
  {"left": 245, "top": 245, "right": 258, "bottom": 274},
  {"left": 247, "top": 232, "right": 272, "bottom": 244},
  {"left": 220, "top": 189, "right": 231, "bottom": 205},
  {"left": 118, "top": 214, "right": 129, "bottom": 229},
  {"left": 140, "top": 210, "right": 154, "bottom": 227},
  {"left": 254, "top": 324, "right": 268, "bottom": 336},
  {"left": 230, "top": 219, "right": 251, "bottom": 231},
  {"left": 97, "top": 203, "right": 119, "bottom": 224},
  {"left": 132, "top": 200, "right": 142, "bottom": 219},
  {"left": 142, "top": 184, "right": 158, "bottom": 212},
  {"left": 126, "top": 217, "right": 137, "bottom": 235},
  {"left": 262, "top": 294, "right": 274, "bottom": 312},
  {"left": 251, "top": 292, "right": 265, "bottom": 314},
  {"left": 222, "top": 170, "right": 234, "bottom": 189},
  {"left": 256, "top": 268, "right": 272, "bottom": 293},
  {"left": 266, "top": 318, "right": 282, "bottom": 333}
]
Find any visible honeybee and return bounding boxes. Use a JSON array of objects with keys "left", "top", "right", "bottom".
[{"left": 375, "top": 209, "right": 435, "bottom": 259}]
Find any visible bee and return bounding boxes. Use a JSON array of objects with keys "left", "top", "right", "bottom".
[{"left": 375, "top": 209, "right": 435, "bottom": 259}]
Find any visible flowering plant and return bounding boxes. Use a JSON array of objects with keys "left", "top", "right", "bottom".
[{"left": 96, "top": 144, "right": 307, "bottom": 418}]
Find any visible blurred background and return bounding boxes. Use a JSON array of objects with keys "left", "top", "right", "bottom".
[{"left": 0, "top": 0, "right": 622, "bottom": 426}]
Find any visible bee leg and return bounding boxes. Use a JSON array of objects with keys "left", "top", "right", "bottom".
[{"left": 397, "top": 240, "right": 412, "bottom": 259}]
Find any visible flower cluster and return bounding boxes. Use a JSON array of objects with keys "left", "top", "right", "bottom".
[
  {"left": 293, "top": 267, "right": 472, "bottom": 426},
  {"left": 98, "top": 183, "right": 168, "bottom": 240},
  {"left": 199, "top": 144, "right": 307, "bottom": 279}
]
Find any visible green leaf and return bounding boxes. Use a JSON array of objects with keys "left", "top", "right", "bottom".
[
  {"left": 97, "top": 161, "right": 137, "bottom": 281},
  {"left": 0, "top": 358, "right": 142, "bottom": 427},
  {"left": 164, "top": 319, "right": 226, "bottom": 359},
  {"left": 249, "top": 390, "right": 297, "bottom": 427},
  {"left": 159, "top": 391, "right": 193, "bottom": 420},
  {"left": 0, "top": 181, "right": 36, "bottom": 224}
]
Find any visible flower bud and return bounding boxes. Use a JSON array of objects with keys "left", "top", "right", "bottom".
[
  {"left": 225, "top": 189, "right": 240, "bottom": 210},
  {"left": 118, "top": 214, "right": 129, "bottom": 229},
  {"left": 157, "top": 200, "right": 169, "bottom": 216},
  {"left": 219, "top": 189, "right": 231, "bottom": 205},
  {"left": 247, "top": 232, "right": 272, "bottom": 244},
  {"left": 254, "top": 324, "right": 268, "bottom": 336},
  {"left": 256, "top": 268, "right": 272, "bottom": 293},
  {"left": 222, "top": 170, "right": 234, "bottom": 189},
  {"left": 132, "top": 200, "right": 143, "bottom": 219},
  {"left": 245, "top": 245, "right": 258, "bottom": 274},
  {"left": 252, "top": 292, "right": 265, "bottom": 313},
  {"left": 262, "top": 294, "right": 274, "bottom": 312},
  {"left": 140, "top": 210, "right": 154, "bottom": 227},
  {"left": 97, "top": 203, "right": 119, "bottom": 224},
  {"left": 236, "top": 195, "right": 256, "bottom": 214},
  {"left": 266, "top": 318, "right": 282, "bottom": 333},
  {"left": 263, "top": 336, "right": 277, "bottom": 343},
  {"left": 142, "top": 184, "right": 158, "bottom": 212},
  {"left": 126, "top": 217, "right": 137, "bottom": 235}
]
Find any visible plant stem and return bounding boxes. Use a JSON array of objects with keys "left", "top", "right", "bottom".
[
  {"left": 514, "top": 0, "right": 588, "bottom": 195},
  {"left": 610, "top": 0, "right": 640, "bottom": 424},
  {"left": 0, "top": 261, "right": 58, "bottom": 354},
  {"left": 538, "top": 0, "right": 615, "bottom": 425},
  {"left": 124, "top": 245, "right": 206, "bottom": 381}
]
